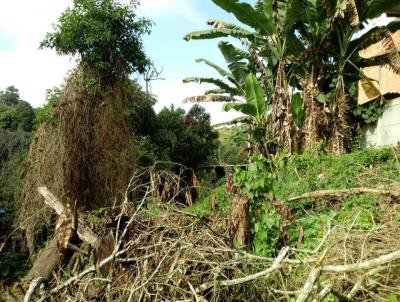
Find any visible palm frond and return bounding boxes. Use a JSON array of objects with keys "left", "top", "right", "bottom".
[
  {"left": 183, "top": 95, "right": 240, "bottom": 103},
  {"left": 183, "top": 77, "right": 240, "bottom": 95},
  {"left": 195, "top": 58, "right": 237, "bottom": 85},
  {"left": 184, "top": 28, "right": 254, "bottom": 41}
]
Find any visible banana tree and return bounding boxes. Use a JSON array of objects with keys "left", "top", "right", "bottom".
[
  {"left": 222, "top": 72, "right": 270, "bottom": 155},
  {"left": 182, "top": 41, "right": 252, "bottom": 102},
  {"left": 184, "top": 0, "right": 307, "bottom": 154},
  {"left": 184, "top": 0, "right": 400, "bottom": 155},
  {"left": 291, "top": 0, "right": 400, "bottom": 154}
]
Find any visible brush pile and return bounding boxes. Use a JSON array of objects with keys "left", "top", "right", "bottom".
[{"left": 6, "top": 167, "right": 399, "bottom": 302}]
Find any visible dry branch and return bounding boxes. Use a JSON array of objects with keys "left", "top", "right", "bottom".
[
  {"left": 312, "top": 284, "right": 332, "bottom": 302},
  {"left": 296, "top": 267, "right": 323, "bottom": 302},
  {"left": 39, "top": 189, "right": 150, "bottom": 299},
  {"left": 322, "top": 250, "right": 400, "bottom": 273},
  {"left": 23, "top": 277, "right": 46, "bottom": 302},
  {"left": 288, "top": 187, "right": 400, "bottom": 201},
  {"left": 198, "top": 246, "right": 289, "bottom": 292}
]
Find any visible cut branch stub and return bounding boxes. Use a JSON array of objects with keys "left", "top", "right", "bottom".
[{"left": 37, "top": 186, "right": 99, "bottom": 248}]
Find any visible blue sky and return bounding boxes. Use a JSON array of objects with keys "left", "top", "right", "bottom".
[
  {"left": 0, "top": 0, "right": 258, "bottom": 124},
  {"left": 0, "top": 31, "right": 16, "bottom": 51},
  {"left": 138, "top": 0, "right": 255, "bottom": 123},
  {"left": 0, "top": 0, "right": 391, "bottom": 123}
]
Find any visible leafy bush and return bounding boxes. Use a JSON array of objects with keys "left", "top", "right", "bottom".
[
  {"left": 0, "top": 102, "right": 34, "bottom": 132},
  {"left": 33, "top": 88, "right": 60, "bottom": 129},
  {"left": 277, "top": 147, "right": 399, "bottom": 250},
  {"left": 189, "top": 182, "right": 230, "bottom": 218},
  {"left": 234, "top": 155, "right": 280, "bottom": 256},
  {"left": 0, "top": 130, "right": 30, "bottom": 234},
  {"left": 213, "top": 126, "right": 248, "bottom": 165}
]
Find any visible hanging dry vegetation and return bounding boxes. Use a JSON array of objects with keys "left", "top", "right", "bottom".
[
  {"left": 16, "top": 0, "right": 151, "bottom": 254},
  {"left": 18, "top": 68, "right": 136, "bottom": 256}
]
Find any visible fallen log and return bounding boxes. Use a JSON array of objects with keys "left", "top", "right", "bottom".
[
  {"left": 24, "top": 237, "right": 62, "bottom": 281},
  {"left": 288, "top": 187, "right": 400, "bottom": 202}
]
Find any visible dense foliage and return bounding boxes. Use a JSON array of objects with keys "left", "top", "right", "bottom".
[
  {"left": 0, "top": 87, "right": 34, "bottom": 132},
  {"left": 0, "top": 130, "right": 30, "bottom": 235},
  {"left": 33, "top": 88, "right": 60, "bottom": 129},
  {"left": 0, "top": 86, "right": 20, "bottom": 106},
  {"left": 136, "top": 104, "right": 219, "bottom": 169},
  {"left": 214, "top": 126, "right": 247, "bottom": 165}
]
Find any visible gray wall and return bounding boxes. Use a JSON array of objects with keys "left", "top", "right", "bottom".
[{"left": 362, "top": 98, "right": 400, "bottom": 147}]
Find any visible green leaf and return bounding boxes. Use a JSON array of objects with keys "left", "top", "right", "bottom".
[
  {"left": 291, "top": 92, "right": 304, "bottom": 126},
  {"left": 195, "top": 58, "right": 231, "bottom": 78},
  {"left": 245, "top": 73, "right": 266, "bottom": 123},
  {"left": 218, "top": 41, "right": 250, "bottom": 90},
  {"left": 223, "top": 102, "right": 256, "bottom": 116},
  {"left": 255, "top": 0, "right": 276, "bottom": 33},
  {"left": 182, "top": 77, "right": 239, "bottom": 96},
  {"left": 195, "top": 58, "right": 238, "bottom": 87},
  {"left": 366, "top": 0, "right": 400, "bottom": 19},
  {"left": 211, "top": 0, "right": 273, "bottom": 35},
  {"left": 387, "top": 293, "right": 399, "bottom": 302},
  {"left": 316, "top": 93, "right": 327, "bottom": 103}
]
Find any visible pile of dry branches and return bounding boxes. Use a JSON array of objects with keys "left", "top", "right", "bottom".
[{"left": 5, "top": 168, "right": 400, "bottom": 301}]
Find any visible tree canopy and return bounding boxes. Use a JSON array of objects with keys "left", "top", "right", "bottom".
[
  {"left": 40, "top": 0, "right": 152, "bottom": 80},
  {"left": 135, "top": 104, "right": 219, "bottom": 169},
  {"left": 0, "top": 86, "right": 34, "bottom": 132},
  {"left": 0, "top": 86, "right": 21, "bottom": 106}
]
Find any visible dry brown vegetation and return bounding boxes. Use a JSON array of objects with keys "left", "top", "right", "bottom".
[
  {"left": 2, "top": 165, "right": 398, "bottom": 302},
  {"left": 17, "top": 68, "right": 136, "bottom": 257}
]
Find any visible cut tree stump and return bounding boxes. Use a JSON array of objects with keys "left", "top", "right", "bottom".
[
  {"left": 38, "top": 187, "right": 99, "bottom": 247},
  {"left": 23, "top": 187, "right": 100, "bottom": 284}
]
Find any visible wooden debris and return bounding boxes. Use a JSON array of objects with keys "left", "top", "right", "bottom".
[{"left": 288, "top": 187, "right": 400, "bottom": 202}]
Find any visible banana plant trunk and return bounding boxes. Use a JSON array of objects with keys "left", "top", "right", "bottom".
[
  {"left": 302, "top": 68, "right": 327, "bottom": 153},
  {"left": 271, "top": 61, "right": 292, "bottom": 154}
]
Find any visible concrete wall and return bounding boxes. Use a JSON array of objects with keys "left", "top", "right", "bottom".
[{"left": 362, "top": 97, "right": 400, "bottom": 147}]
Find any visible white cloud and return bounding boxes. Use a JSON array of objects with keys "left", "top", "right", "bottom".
[
  {"left": 0, "top": 0, "right": 206, "bottom": 107},
  {"left": 0, "top": 0, "right": 75, "bottom": 106}
]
